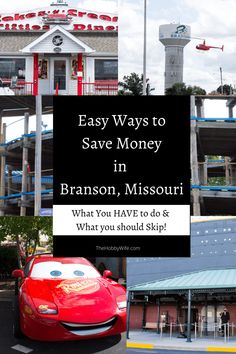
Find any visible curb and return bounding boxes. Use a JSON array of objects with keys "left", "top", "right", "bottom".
[
  {"left": 127, "top": 342, "right": 236, "bottom": 352},
  {"left": 127, "top": 343, "right": 154, "bottom": 349}
]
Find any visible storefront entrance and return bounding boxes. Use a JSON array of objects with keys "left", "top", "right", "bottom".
[{"left": 50, "top": 57, "right": 69, "bottom": 95}]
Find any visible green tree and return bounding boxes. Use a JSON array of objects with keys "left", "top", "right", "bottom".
[
  {"left": 0, "top": 217, "right": 52, "bottom": 268},
  {"left": 165, "top": 82, "right": 206, "bottom": 95},
  {"left": 216, "top": 84, "right": 233, "bottom": 95},
  {"left": 119, "top": 73, "right": 155, "bottom": 96}
]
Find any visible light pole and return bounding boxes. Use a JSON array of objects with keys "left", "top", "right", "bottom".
[
  {"left": 142, "top": 0, "right": 147, "bottom": 95},
  {"left": 220, "top": 67, "right": 223, "bottom": 94}
]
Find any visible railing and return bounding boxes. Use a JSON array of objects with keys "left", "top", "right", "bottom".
[
  {"left": 144, "top": 322, "right": 235, "bottom": 342},
  {"left": 10, "top": 81, "right": 33, "bottom": 95},
  {"left": 83, "top": 81, "right": 118, "bottom": 96}
]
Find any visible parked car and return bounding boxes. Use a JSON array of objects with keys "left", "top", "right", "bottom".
[{"left": 12, "top": 255, "right": 126, "bottom": 341}]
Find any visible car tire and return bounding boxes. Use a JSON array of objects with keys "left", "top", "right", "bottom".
[{"left": 13, "top": 296, "right": 23, "bottom": 338}]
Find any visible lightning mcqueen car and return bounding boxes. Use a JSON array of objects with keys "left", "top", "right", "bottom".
[{"left": 12, "top": 255, "right": 126, "bottom": 341}]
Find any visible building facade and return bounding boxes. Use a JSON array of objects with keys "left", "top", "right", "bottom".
[
  {"left": 128, "top": 218, "right": 236, "bottom": 335},
  {"left": 0, "top": 0, "right": 118, "bottom": 95}
]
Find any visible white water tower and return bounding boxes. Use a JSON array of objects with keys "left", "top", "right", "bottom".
[{"left": 159, "top": 24, "right": 191, "bottom": 91}]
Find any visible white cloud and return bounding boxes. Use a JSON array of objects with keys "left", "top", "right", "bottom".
[
  {"left": 77, "top": 0, "right": 117, "bottom": 13},
  {"left": 0, "top": 0, "right": 52, "bottom": 13},
  {"left": 119, "top": 0, "right": 236, "bottom": 94}
]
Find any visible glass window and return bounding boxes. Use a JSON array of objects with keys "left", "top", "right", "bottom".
[
  {"left": 30, "top": 261, "right": 101, "bottom": 279},
  {"left": 95, "top": 59, "right": 118, "bottom": 80},
  {"left": 0, "top": 58, "right": 25, "bottom": 79}
]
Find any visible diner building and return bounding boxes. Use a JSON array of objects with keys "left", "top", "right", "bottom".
[{"left": 0, "top": 0, "right": 118, "bottom": 95}]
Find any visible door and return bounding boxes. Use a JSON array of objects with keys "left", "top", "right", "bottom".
[{"left": 51, "top": 58, "right": 68, "bottom": 94}]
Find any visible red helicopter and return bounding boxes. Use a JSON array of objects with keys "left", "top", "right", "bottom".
[{"left": 196, "top": 40, "right": 224, "bottom": 51}]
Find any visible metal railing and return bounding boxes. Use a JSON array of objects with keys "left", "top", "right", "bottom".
[
  {"left": 83, "top": 82, "right": 118, "bottom": 96},
  {"left": 151, "top": 322, "right": 235, "bottom": 342}
]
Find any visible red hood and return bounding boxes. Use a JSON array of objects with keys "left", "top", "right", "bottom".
[{"left": 26, "top": 277, "right": 119, "bottom": 323}]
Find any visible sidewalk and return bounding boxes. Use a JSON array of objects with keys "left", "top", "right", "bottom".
[{"left": 127, "top": 330, "right": 236, "bottom": 352}]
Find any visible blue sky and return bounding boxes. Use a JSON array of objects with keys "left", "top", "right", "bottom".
[{"left": 119, "top": 0, "right": 236, "bottom": 95}]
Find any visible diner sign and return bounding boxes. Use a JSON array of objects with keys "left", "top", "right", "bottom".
[{"left": 0, "top": 7, "right": 118, "bottom": 31}]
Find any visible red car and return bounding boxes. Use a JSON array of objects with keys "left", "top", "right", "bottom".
[{"left": 12, "top": 255, "right": 126, "bottom": 341}]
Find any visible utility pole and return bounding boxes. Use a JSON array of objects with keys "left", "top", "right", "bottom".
[{"left": 220, "top": 67, "right": 223, "bottom": 94}]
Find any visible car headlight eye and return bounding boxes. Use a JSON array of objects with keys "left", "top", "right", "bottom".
[
  {"left": 34, "top": 299, "right": 58, "bottom": 315},
  {"left": 38, "top": 304, "right": 58, "bottom": 314}
]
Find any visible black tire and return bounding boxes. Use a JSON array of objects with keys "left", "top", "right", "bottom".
[{"left": 13, "top": 296, "right": 23, "bottom": 338}]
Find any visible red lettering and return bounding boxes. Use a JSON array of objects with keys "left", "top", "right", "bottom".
[
  {"left": 32, "top": 25, "right": 41, "bottom": 30},
  {"left": 87, "top": 24, "right": 92, "bottom": 30},
  {"left": 87, "top": 13, "right": 98, "bottom": 19},
  {"left": 38, "top": 11, "right": 46, "bottom": 17},
  {"left": 0, "top": 24, "right": 4, "bottom": 27},
  {"left": 42, "top": 25, "right": 50, "bottom": 30},
  {"left": 105, "top": 26, "right": 116, "bottom": 31},
  {"left": 99, "top": 15, "right": 111, "bottom": 21},
  {"left": 73, "top": 24, "right": 86, "bottom": 30},
  {"left": 77, "top": 12, "right": 86, "bottom": 17},
  {"left": 11, "top": 24, "right": 17, "bottom": 29},
  {"left": 26, "top": 13, "right": 36, "bottom": 19},
  {"left": 14, "top": 14, "right": 25, "bottom": 21},
  {"left": 112, "top": 16, "right": 118, "bottom": 22},
  {"left": 2, "top": 16, "right": 14, "bottom": 22},
  {"left": 67, "top": 9, "right": 77, "bottom": 16},
  {"left": 94, "top": 26, "right": 104, "bottom": 31},
  {"left": 19, "top": 24, "right": 24, "bottom": 30},
  {"left": 52, "top": 10, "right": 59, "bottom": 14},
  {"left": 25, "top": 24, "right": 30, "bottom": 30},
  {"left": 5, "top": 24, "right": 10, "bottom": 30}
]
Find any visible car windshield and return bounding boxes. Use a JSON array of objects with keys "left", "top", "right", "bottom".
[{"left": 30, "top": 261, "right": 101, "bottom": 279}]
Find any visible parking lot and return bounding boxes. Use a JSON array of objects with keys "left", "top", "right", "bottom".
[{"left": 0, "top": 300, "right": 125, "bottom": 354}]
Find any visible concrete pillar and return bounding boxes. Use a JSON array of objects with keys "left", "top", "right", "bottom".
[
  {"left": 230, "top": 158, "right": 236, "bottom": 185},
  {"left": 34, "top": 95, "right": 42, "bottom": 216},
  {"left": 7, "top": 165, "right": 13, "bottom": 196},
  {"left": 225, "top": 157, "right": 230, "bottom": 185},
  {"left": 196, "top": 98, "right": 205, "bottom": 118},
  {"left": 228, "top": 106, "right": 233, "bottom": 118},
  {"left": 20, "top": 112, "right": 29, "bottom": 216},
  {"left": 191, "top": 96, "right": 201, "bottom": 215},
  {"left": 0, "top": 122, "right": 6, "bottom": 216}
]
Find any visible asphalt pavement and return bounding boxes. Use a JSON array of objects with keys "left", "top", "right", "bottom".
[{"left": 0, "top": 298, "right": 126, "bottom": 354}]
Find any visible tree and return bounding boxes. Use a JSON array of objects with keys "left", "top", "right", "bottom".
[
  {"left": 216, "top": 84, "right": 233, "bottom": 95},
  {"left": 165, "top": 82, "right": 206, "bottom": 95},
  {"left": 0, "top": 217, "right": 52, "bottom": 268},
  {"left": 119, "top": 73, "right": 155, "bottom": 96}
]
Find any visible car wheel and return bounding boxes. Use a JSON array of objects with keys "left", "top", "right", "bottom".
[{"left": 13, "top": 296, "right": 23, "bottom": 338}]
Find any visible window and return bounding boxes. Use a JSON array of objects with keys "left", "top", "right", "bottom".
[
  {"left": 0, "top": 58, "right": 25, "bottom": 79},
  {"left": 95, "top": 59, "right": 118, "bottom": 80}
]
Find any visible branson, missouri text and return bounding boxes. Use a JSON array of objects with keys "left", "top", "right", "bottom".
[{"left": 59, "top": 182, "right": 183, "bottom": 197}]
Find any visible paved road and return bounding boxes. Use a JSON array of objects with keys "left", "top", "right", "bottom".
[
  {"left": 0, "top": 300, "right": 125, "bottom": 354},
  {"left": 127, "top": 350, "right": 232, "bottom": 354}
]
